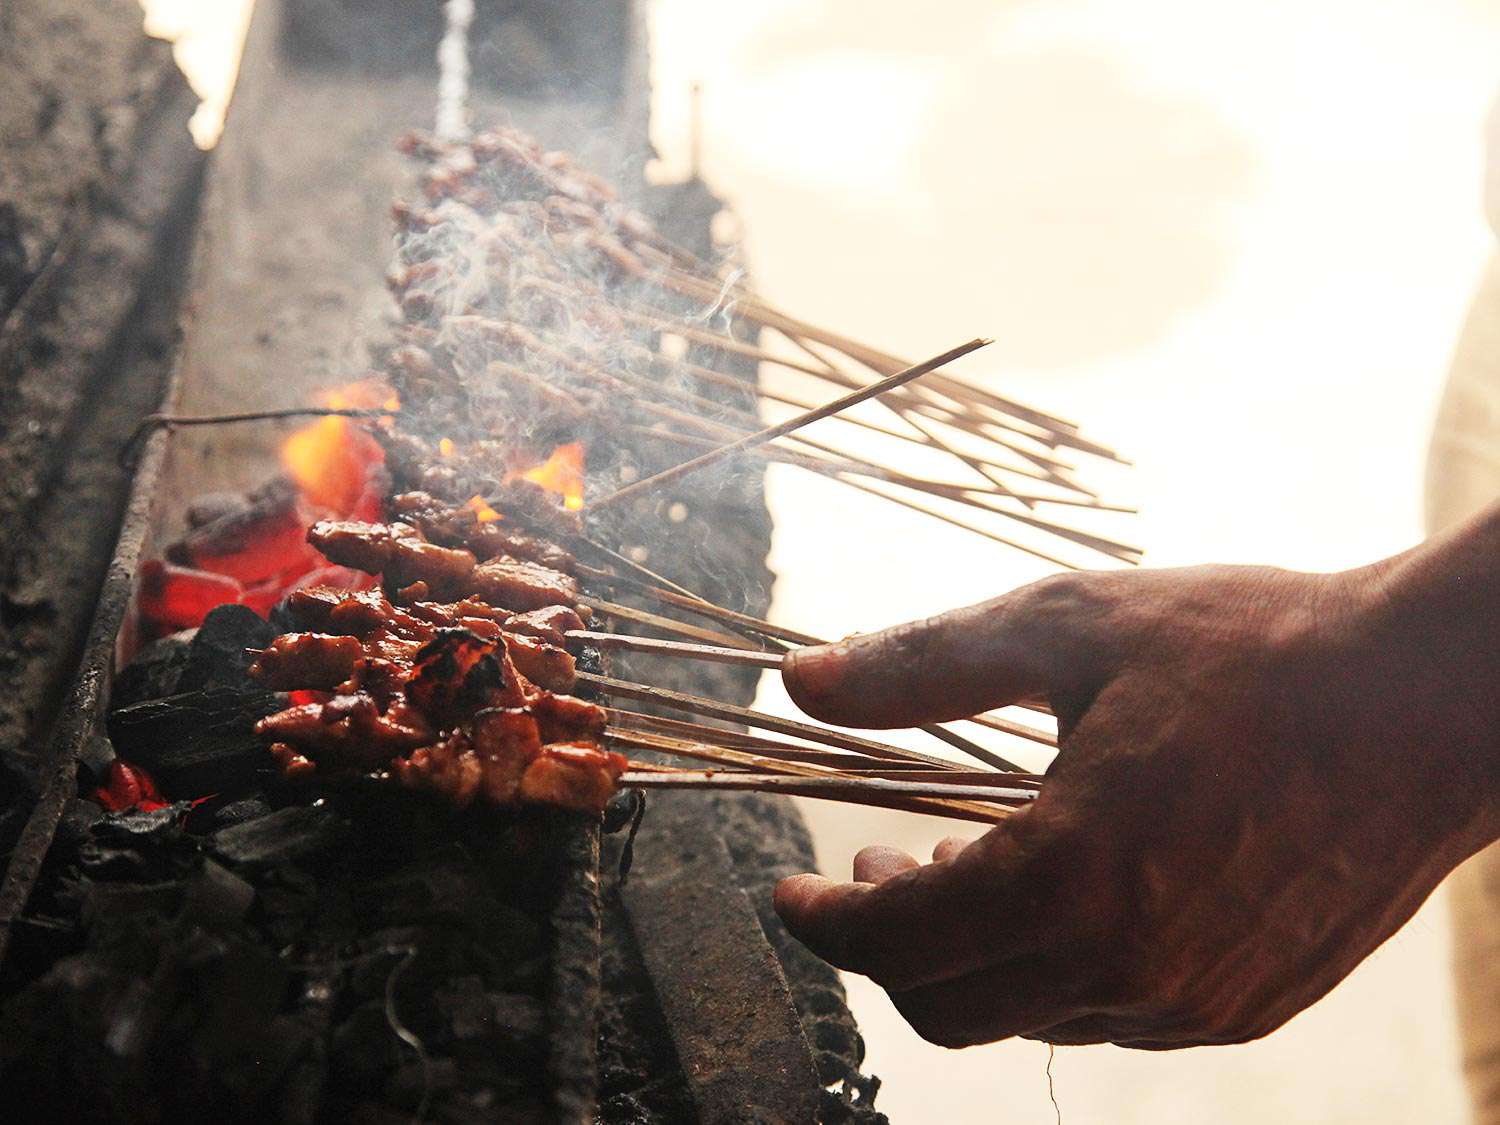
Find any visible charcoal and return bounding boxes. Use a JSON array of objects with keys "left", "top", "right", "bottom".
[
  {"left": 81, "top": 881, "right": 184, "bottom": 931},
  {"left": 186, "top": 489, "right": 255, "bottom": 529},
  {"left": 384, "top": 1057, "right": 457, "bottom": 1110},
  {"left": 167, "top": 476, "right": 300, "bottom": 568},
  {"left": 74, "top": 807, "right": 199, "bottom": 885},
  {"left": 189, "top": 793, "right": 274, "bottom": 832},
  {"left": 111, "top": 628, "right": 194, "bottom": 706},
  {"left": 76, "top": 733, "right": 117, "bottom": 785},
  {"left": 177, "top": 603, "right": 278, "bottom": 692},
  {"left": 210, "top": 804, "right": 349, "bottom": 869},
  {"left": 52, "top": 796, "right": 104, "bottom": 849},
  {"left": 182, "top": 858, "right": 257, "bottom": 922},
  {"left": 356, "top": 846, "right": 539, "bottom": 955},
  {"left": 330, "top": 999, "right": 409, "bottom": 1091},
  {"left": 108, "top": 686, "right": 281, "bottom": 798}
]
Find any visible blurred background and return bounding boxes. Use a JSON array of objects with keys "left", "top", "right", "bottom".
[{"left": 143, "top": 0, "right": 1500, "bottom": 1119}]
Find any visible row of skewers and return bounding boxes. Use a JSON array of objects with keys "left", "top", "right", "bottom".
[{"left": 245, "top": 488, "right": 1053, "bottom": 825}]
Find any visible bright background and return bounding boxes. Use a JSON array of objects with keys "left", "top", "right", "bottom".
[{"left": 144, "top": 1, "right": 1500, "bottom": 1120}]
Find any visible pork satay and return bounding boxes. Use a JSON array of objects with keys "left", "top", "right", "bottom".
[
  {"left": 470, "top": 708, "right": 543, "bottom": 805},
  {"left": 390, "top": 490, "right": 577, "bottom": 572},
  {"left": 257, "top": 693, "right": 437, "bottom": 769},
  {"left": 308, "top": 519, "right": 409, "bottom": 573},
  {"left": 309, "top": 519, "right": 477, "bottom": 596},
  {"left": 518, "top": 742, "right": 627, "bottom": 815},
  {"left": 249, "top": 633, "right": 362, "bottom": 690},
  {"left": 501, "top": 632, "right": 575, "bottom": 693},
  {"left": 393, "top": 733, "right": 484, "bottom": 807},
  {"left": 404, "top": 628, "right": 528, "bottom": 727},
  {"left": 530, "top": 691, "right": 606, "bottom": 743},
  {"left": 504, "top": 605, "right": 585, "bottom": 647},
  {"left": 469, "top": 523, "right": 575, "bottom": 573},
  {"left": 268, "top": 742, "right": 317, "bottom": 782},
  {"left": 470, "top": 555, "right": 579, "bottom": 612}
]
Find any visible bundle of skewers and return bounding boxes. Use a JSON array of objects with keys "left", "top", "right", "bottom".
[
  {"left": 382, "top": 123, "right": 1139, "bottom": 571},
  {"left": 168, "top": 117, "right": 1128, "bottom": 827}
]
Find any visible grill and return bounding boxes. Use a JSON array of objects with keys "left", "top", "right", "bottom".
[{"left": 0, "top": 2, "right": 881, "bottom": 1121}]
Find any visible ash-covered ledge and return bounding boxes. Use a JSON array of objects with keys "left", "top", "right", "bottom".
[{"left": 0, "top": 2, "right": 204, "bottom": 802}]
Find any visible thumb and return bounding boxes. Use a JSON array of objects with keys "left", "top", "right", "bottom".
[{"left": 783, "top": 575, "right": 1110, "bottom": 728}]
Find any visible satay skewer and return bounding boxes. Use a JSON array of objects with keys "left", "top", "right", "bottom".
[
  {"left": 606, "top": 709, "right": 977, "bottom": 771},
  {"left": 590, "top": 339, "right": 992, "bottom": 510},
  {"left": 576, "top": 629, "right": 1061, "bottom": 751},
  {"left": 568, "top": 629, "right": 782, "bottom": 669},
  {"left": 619, "top": 766, "right": 1021, "bottom": 824},
  {"left": 577, "top": 671, "right": 985, "bottom": 770},
  {"left": 574, "top": 561, "right": 1059, "bottom": 727},
  {"left": 616, "top": 730, "right": 1030, "bottom": 804}
]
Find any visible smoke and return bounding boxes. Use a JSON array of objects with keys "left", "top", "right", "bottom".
[{"left": 435, "top": 0, "right": 474, "bottom": 142}]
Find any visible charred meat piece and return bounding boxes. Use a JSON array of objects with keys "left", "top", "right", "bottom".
[
  {"left": 393, "top": 732, "right": 484, "bottom": 807},
  {"left": 309, "top": 519, "right": 477, "bottom": 596},
  {"left": 530, "top": 691, "right": 606, "bottom": 744},
  {"left": 391, "top": 707, "right": 551, "bottom": 809},
  {"left": 326, "top": 588, "right": 402, "bottom": 636},
  {"left": 518, "top": 742, "right": 627, "bottom": 816},
  {"left": 249, "top": 633, "right": 362, "bottom": 690},
  {"left": 391, "top": 490, "right": 577, "bottom": 572},
  {"left": 255, "top": 694, "right": 436, "bottom": 769},
  {"left": 404, "top": 628, "right": 526, "bottom": 728},
  {"left": 504, "top": 605, "right": 585, "bottom": 647},
  {"left": 307, "top": 519, "right": 410, "bottom": 574},
  {"left": 470, "top": 523, "right": 575, "bottom": 573},
  {"left": 470, "top": 555, "right": 578, "bottom": 612},
  {"left": 471, "top": 707, "right": 543, "bottom": 805},
  {"left": 284, "top": 585, "right": 348, "bottom": 630},
  {"left": 386, "top": 536, "right": 478, "bottom": 596},
  {"left": 501, "top": 632, "right": 575, "bottom": 693}
]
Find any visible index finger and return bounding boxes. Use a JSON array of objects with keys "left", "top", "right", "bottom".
[{"left": 783, "top": 574, "right": 1114, "bottom": 729}]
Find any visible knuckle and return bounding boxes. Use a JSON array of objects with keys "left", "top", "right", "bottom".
[{"left": 1020, "top": 572, "right": 1101, "bottom": 617}]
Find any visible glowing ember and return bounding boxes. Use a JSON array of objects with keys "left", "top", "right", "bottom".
[
  {"left": 90, "top": 759, "right": 170, "bottom": 813},
  {"left": 136, "top": 380, "right": 394, "bottom": 640},
  {"left": 439, "top": 437, "right": 456, "bottom": 457},
  {"left": 517, "top": 442, "right": 585, "bottom": 511}
]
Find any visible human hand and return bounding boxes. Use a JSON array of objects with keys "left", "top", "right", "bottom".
[{"left": 775, "top": 521, "right": 1500, "bottom": 1048}]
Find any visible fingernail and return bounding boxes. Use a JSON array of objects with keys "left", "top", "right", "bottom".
[{"left": 785, "top": 642, "right": 847, "bottom": 703}]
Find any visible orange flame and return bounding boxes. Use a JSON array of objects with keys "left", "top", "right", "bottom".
[
  {"left": 517, "top": 442, "right": 585, "bottom": 510},
  {"left": 466, "top": 494, "right": 502, "bottom": 522},
  {"left": 281, "top": 379, "right": 395, "bottom": 515}
]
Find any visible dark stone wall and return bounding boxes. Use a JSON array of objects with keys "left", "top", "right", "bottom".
[{"left": 0, "top": 2, "right": 203, "bottom": 799}]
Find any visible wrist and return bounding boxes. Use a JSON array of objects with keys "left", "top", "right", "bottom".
[{"left": 1362, "top": 501, "right": 1500, "bottom": 782}]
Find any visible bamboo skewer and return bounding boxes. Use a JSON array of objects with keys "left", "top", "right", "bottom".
[
  {"left": 590, "top": 339, "right": 992, "bottom": 509},
  {"left": 568, "top": 629, "right": 782, "bottom": 669},
  {"left": 576, "top": 563, "right": 1058, "bottom": 727},
  {"left": 622, "top": 421, "right": 1125, "bottom": 531},
  {"left": 606, "top": 709, "right": 927, "bottom": 770},
  {"left": 581, "top": 597, "right": 758, "bottom": 650},
  {"left": 619, "top": 767, "right": 1021, "bottom": 824},
  {"left": 576, "top": 670, "right": 966, "bottom": 770},
  {"left": 579, "top": 621, "right": 1056, "bottom": 762}
]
